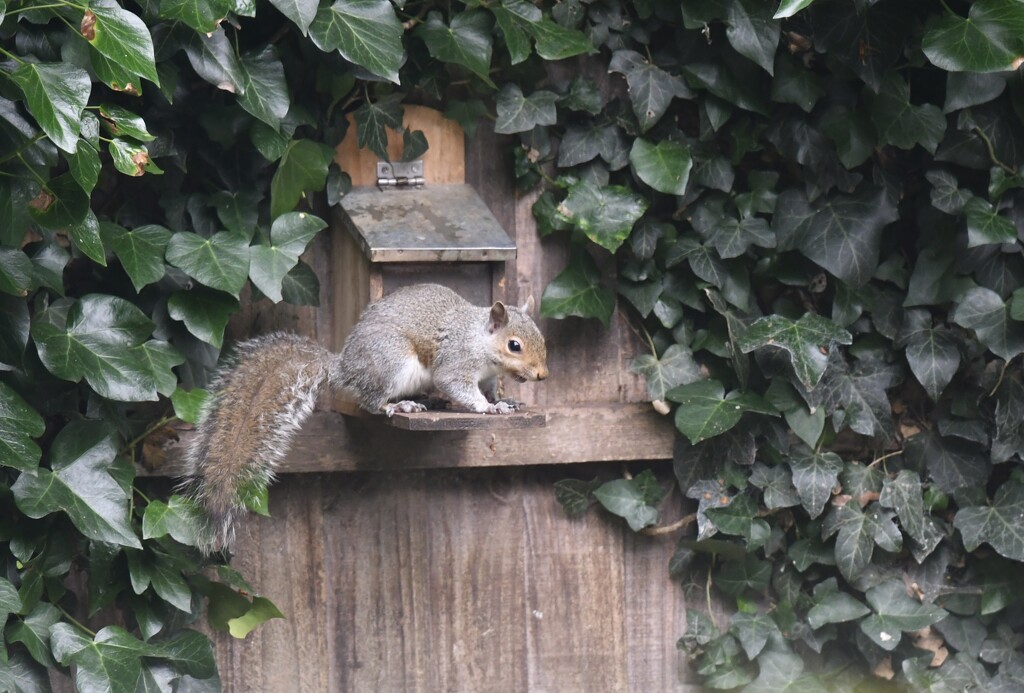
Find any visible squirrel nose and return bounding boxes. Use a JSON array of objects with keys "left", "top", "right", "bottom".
[{"left": 536, "top": 369, "right": 549, "bottom": 381}]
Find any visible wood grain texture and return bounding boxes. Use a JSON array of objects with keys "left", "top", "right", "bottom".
[
  {"left": 146, "top": 403, "right": 674, "bottom": 476},
  {"left": 209, "top": 466, "right": 701, "bottom": 692}
]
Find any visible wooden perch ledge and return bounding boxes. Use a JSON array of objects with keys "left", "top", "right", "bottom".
[{"left": 143, "top": 403, "right": 675, "bottom": 477}]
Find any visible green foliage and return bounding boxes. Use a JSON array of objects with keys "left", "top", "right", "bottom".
[
  {"left": 540, "top": 0, "right": 1024, "bottom": 689},
  {"left": 7, "top": 0, "right": 1024, "bottom": 686}
]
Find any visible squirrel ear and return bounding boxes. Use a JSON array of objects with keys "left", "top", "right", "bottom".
[
  {"left": 489, "top": 302, "right": 509, "bottom": 332},
  {"left": 520, "top": 296, "right": 535, "bottom": 314}
]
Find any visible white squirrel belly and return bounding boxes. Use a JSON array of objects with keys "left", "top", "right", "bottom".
[{"left": 388, "top": 355, "right": 434, "bottom": 399}]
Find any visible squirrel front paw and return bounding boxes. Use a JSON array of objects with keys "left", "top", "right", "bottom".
[
  {"left": 485, "top": 400, "right": 521, "bottom": 415},
  {"left": 385, "top": 400, "right": 428, "bottom": 417}
]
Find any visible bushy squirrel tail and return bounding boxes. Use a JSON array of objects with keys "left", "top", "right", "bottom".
[{"left": 182, "top": 333, "right": 335, "bottom": 554}]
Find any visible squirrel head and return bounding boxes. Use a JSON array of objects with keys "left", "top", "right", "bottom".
[{"left": 488, "top": 296, "right": 549, "bottom": 383}]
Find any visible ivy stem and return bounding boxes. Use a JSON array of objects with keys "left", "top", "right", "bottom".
[
  {"left": 988, "top": 356, "right": 1014, "bottom": 397},
  {"left": 0, "top": 135, "right": 45, "bottom": 167},
  {"left": 705, "top": 557, "right": 718, "bottom": 630},
  {"left": 58, "top": 606, "right": 97, "bottom": 638},
  {"left": 640, "top": 512, "right": 696, "bottom": 536},
  {"left": 120, "top": 414, "right": 176, "bottom": 458},
  {"left": 972, "top": 127, "right": 1017, "bottom": 175},
  {"left": 0, "top": 45, "right": 25, "bottom": 64},
  {"left": 6, "top": 2, "right": 73, "bottom": 14},
  {"left": 17, "top": 154, "right": 49, "bottom": 188},
  {"left": 867, "top": 449, "right": 903, "bottom": 469}
]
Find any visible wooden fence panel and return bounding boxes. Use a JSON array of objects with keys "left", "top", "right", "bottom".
[{"left": 208, "top": 467, "right": 702, "bottom": 692}]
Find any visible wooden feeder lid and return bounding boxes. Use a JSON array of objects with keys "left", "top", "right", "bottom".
[{"left": 338, "top": 170, "right": 517, "bottom": 263}]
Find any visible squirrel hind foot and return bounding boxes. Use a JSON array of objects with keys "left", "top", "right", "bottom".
[
  {"left": 486, "top": 400, "right": 521, "bottom": 415},
  {"left": 384, "top": 400, "right": 428, "bottom": 417}
]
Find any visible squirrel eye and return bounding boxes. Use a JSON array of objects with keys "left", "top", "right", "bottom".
[{"left": 508, "top": 339, "right": 522, "bottom": 353}]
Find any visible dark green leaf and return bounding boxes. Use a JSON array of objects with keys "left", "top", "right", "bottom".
[
  {"left": 865, "top": 72, "right": 945, "bottom": 154},
  {"left": 68, "top": 211, "right": 108, "bottom": 266},
  {"left": 593, "top": 477, "right": 659, "bottom": 531},
  {"left": 148, "top": 630, "right": 216, "bottom": 678},
  {"left": 529, "top": 17, "right": 593, "bottom": 61},
  {"left": 167, "top": 287, "right": 240, "bottom": 348},
  {"left": 269, "top": 0, "right": 318, "bottom": 34},
  {"left": 270, "top": 140, "right": 336, "bottom": 219},
  {"left": 666, "top": 379, "right": 777, "bottom": 445},
  {"left": 160, "top": 0, "right": 232, "bottom": 33},
  {"left": 903, "top": 314, "right": 959, "bottom": 401},
  {"left": 808, "top": 353, "right": 899, "bottom": 439},
  {"left": 353, "top": 94, "right": 403, "bottom": 160},
  {"left": 237, "top": 47, "right": 289, "bottom": 129},
  {"left": 11, "top": 62, "right": 90, "bottom": 153},
  {"left": 210, "top": 189, "right": 261, "bottom": 237},
  {"left": 29, "top": 174, "right": 90, "bottom": 230},
  {"left": 249, "top": 212, "right": 326, "bottom": 301},
  {"left": 964, "top": 196, "right": 1017, "bottom": 247},
  {"left": 8, "top": 603, "right": 60, "bottom": 667},
  {"left": 540, "top": 249, "right": 615, "bottom": 326},
  {"left": 736, "top": 313, "right": 852, "bottom": 389},
  {"left": 729, "top": 611, "right": 777, "bottom": 660},
  {"left": 860, "top": 579, "right": 947, "bottom": 650},
  {"left": 165, "top": 231, "right": 250, "bottom": 296},
  {"left": 787, "top": 448, "right": 842, "bottom": 519},
  {"left": 33, "top": 295, "right": 182, "bottom": 401},
  {"left": 629, "top": 138, "right": 692, "bottom": 196},
  {"left": 416, "top": 11, "right": 493, "bottom": 85},
  {"left": 553, "top": 477, "right": 601, "bottom": 516},
  {"left": 308, "top": 0, "right": 404, "bottom": 83},
  {"left": 100, "top": 223, "right": 171, "bottom": 293},
  {"left": 906, "top": 428, "right": 989, "bottom": 495},
  {"left": 795, "top": 187, "right": 899, "bottom": 288},
  {"left": 86, "top": 0, "right": 159, "bottom": 86},
  {"left": 0, "top": 381, "right": 44, "bottom": 471},
  {"left": 608, "top": 50, "right": 691, "bottom": 132},
  {"left": 554, "top": 180, "right": 648, "bottom": 253},
  {"left": 184, "top": 28, "right": 243, "bottom": 93},
  {"left": 12, "top": 420, "right": 140, "bottom": 548},
  {"left": 630, "top": 344, "right": 701, "bottom": 401},
  {"left": 722, "top": 0, "right": 780, "bottom": 74},
  {"left": 955, "top": 481, "right": 1024, "bottom": 561},
  {"left": 879, "top": 470, "right": 942, "bottom": 558},
  {"left": 926, "top": 169, "right": 973, "bottom": 215},
  {"left": 807, "top": 580, "right": 870, "bottom": 630},
  {"left": 0, "top": 248, "right": 33, "bottom": 297},
  {"left": 171, "top": 387, "right": 209, "bottom": 424},
  {"left": 0, "top": 295, "right": 30, "bottom": 370},
  {"left": 748, "top": 463, "right": 801, "bottom": 510},
  {"left": 774, "top": 0, "right": 817, "bottom": 19},
  {"left": 51, "top": 624, "right": 145, "bottom": 692},
  {"left": 494, "top": 84, "right": 558, "bottom": 134},
  {"left": 922, "top": 0, "right": 1024, "bottom": 73},
  {"left": 952, "top": 287, "right": 1024, "bottom": 360},
  {"left": 280, "top": 260, "right": 321, "bottom": 305}
]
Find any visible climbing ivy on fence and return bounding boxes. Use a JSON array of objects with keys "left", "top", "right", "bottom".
[{"left": 3, "top": 0, "right": 1024, "bottom": 687}]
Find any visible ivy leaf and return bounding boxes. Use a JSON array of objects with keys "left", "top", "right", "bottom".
[
  {"left": 826, "top": 503, "right": 889, "bottom": 584},
  {"left": 954, "top": 481, "right": 1024, "bottom": 561},
  {"left": 728, "top": 611, "right": 777, "bottom": 660},
  {"left": 84, "top": 0, "right": 159, "bottom": 86},
  {"left": 184, "top": 28, "right": 244, "bottom": 94},
  {"left": 736, "top": 313, "right": 852, "bottom": 389},
  {"left": 748, "top": 463, "right": 801, "bottom": 510},
  {"left": 722, "top": 0, "right": 780, "bottom": 75},
  {"left": 808, "top": 353, "right": 899, "bottom": 439},
  {"left": 963, "top": 196, "right": 1017, "bottom": 247},
  {"left": 774, "top": 0, "right": 817, "bottom": 19},
  {"left": 171, "top": 387, "right": 209, "bottom": 424},
  {"left": 494, "top": 84, "right": 558, "bottom": 134},
  {"left": 807, "top": 580, "right": 871, "bottom": 630},
  {"left": 490, "top": 0, "right": 536, "bottom": 64},
  {"left": 864, "top": 72, "right": 945, "bottom": 154},
  {"left": 100, "top": 223, "right": 171, "bottom": 293},
  {"left": 12, "top": 421, "right": 140, "bottom": 548},
  {"left": 269, "top": 141, "right": 336, "bottom": 220},
  {"left": 951, "top": 287, "right": 1024, "bottom": 361},
  {"left": 8, "top": 603, "right": 61, "bottom": 668},
  {"left": 269, "top": 0, "right": 318, "bottom": 34},
  {"left": 903, "top": 318, "right": 959, "bottom": 401},
  {"left": 308, "top": 0, "right": 404, "bottom": 83},
  {"left": 553, "top": 477, "right": 601, "bottom": 516},
  {"left": 879, "top": 470, "right": 941, "bottom": 556},
  {"left": 922, "top": 0, "right": 1024, "bottom": 73},
  {"left": 927, "top": 169, "right": 973, "bottom": 215},
  {"left": 416, "top": 11, "right": 493, "bottom": 85},
  {"left": 528, "top": 17, "right": 594, "bottom": 61},
  {"left": 109, "top": 138, "right": 159, "bottom": 177},
  {"left": 554, "top": 180, "right": 648, "bottom": 253},
  {"left": 629, "top": 138, "right": 692, "bottom": 196},
  {"left": 0, "top": 248, "right": 33, "bottom": 297},
  {"left": 29, "top": 174, "right": 90, "bottom": 231},
  {"left": 608, "top": 50, "right": 691, "bottom": 132},
  {"left": 353, "top": 94, "right": 402, "bottom": 160},
  {"left": 211, "top": 189, "right": 261, "bottom": 237},
  {"left": 905, "top": 429, "right": 989, "bottom": 495},
  {"left": 148, "top": 630, "right": 217, "bottom": 678},
  {"left": 558, "top": 123, "right": 624, "bottom": 168},
  {"left": 593, "top": 473, "right": 661, "bottom": 531},
  {"left": 743, "top": 650, "right": 820, "bottom": 692},
  {"left": 794, "top": 186, "right": 899, "bottom": 288},
  {"left": 692, "top": 208, "right": 776, "bottom": 259},
  {"left": 159, "top": 0, "right": 232, "bottom": 33},
  {"left": 249, "top": 212, "right": 325, "bottom": 301},
  {"left": 237, "top": 47, "right": 289, "bottom": 129},
  {"left": 165, "top": 231, "right": 250, "bottom": 296},
  {"left": 51, "top": 624, "right": 146, "bottom": 691},
  {"left": 540, "top": 248, "right": 615, "bottom": 326},
  {"left": 167, "top": 287, "right": 240, "bottom": 348},
  {"left": 227, "top": 597, "right": 285, "bottom": 639},
  {"left": 630, "top": 344, "right": 702, "bottom": 401},
  {"left": 787, "top": 448, "right": 842, "bottom": 519},
  {"left": 280, "top": 260, "right": 320, "bottom": 305},
  {"left": 666, "top": 379, "right": 777, "bottom": 445},
  {"left": 860, "top": 580, "right": 947, "bottom": 651},
  {"left": 32, "top": 295, "right": 182, "bottom": 402},
  {"left": 11, "top": 62, "right": 90, "bottom": 153}
]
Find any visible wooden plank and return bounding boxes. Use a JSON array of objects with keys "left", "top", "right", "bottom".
[
  {"left": 210, "top": 466, "right": 699, "bottom": 692},
  {"left": 146, "top": 403, "right": 674, "bottom": 476},
  {"left": 383, "top": 409, "right": 547, "bottom": 430}
]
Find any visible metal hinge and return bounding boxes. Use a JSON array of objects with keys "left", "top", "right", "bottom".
[{"left": 377, "top": 160, "right": 425, "bottom": 189}]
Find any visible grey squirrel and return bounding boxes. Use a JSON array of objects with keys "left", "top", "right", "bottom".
[{"left": 183, "top": 283, "right": 549, "bottom": 552}]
